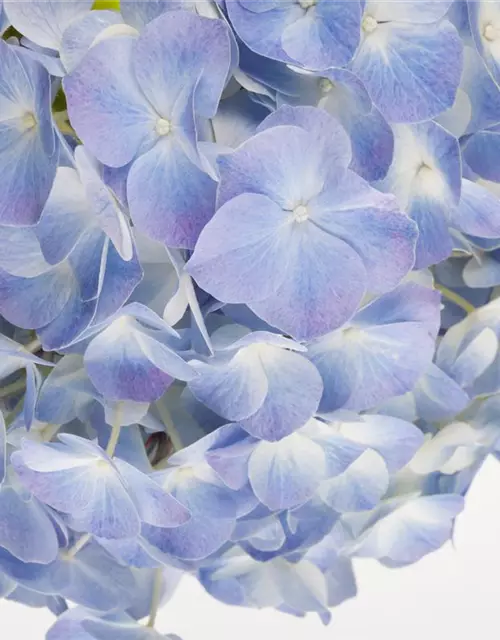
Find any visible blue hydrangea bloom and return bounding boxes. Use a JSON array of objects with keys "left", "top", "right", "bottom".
[
  {"left": 1, "top": 1, "right": 499, "bottom": 634},
  {"left": 188, "top": 106, "right": 417, "bottom": 339}
]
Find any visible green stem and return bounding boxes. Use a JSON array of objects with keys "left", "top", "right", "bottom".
[
  {"left": 106, "top": 405, "right": 123, "bottom": 457},
  {"left": 435, "top": 284, "right": 476, "bottom": 315},
  {"left": 0, "top": 378, "right": 26, "bottom": 400},
  {"left": 146, "top": 568, "right": 163, "bottom": 629},
  {"left": 65, "top": 533, "right": 91, "bottom": 559},
  {"left": 155, "top": 400, "right": 183, "bottom": 453},
  {"left": 25, "top": 338, "right": 42, "bottom": 354}
]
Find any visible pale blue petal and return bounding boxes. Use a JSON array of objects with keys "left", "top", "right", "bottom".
[
  {"left": 217, "top": 124, "right": 341, "bottom": 210},
  {"left": 377, "top": 120, "right": 460, "bottom": 268},
  {"left": 188, "top": 347, "right": 268, "bottom": 421},
  {"left": 256, "top": 104, "right": 351, "bottom": 169},
  {"left": 0, "top": 263, "right": 74, "bottom": 330},
  {"left": 452, "top": 179, "right": 500, "bottom": 238},
  {"left": 4, "top": 0, "right": 93, "bottom": 50},
  {"left": 463, "top": 125, "right": 500, "bottom": 182},
  {"left": 409, "top": 196, "right": 453, "bottom": 268},
  {"left": 64, "top": 36, "right": 157, "bottom": 168},
  {"left": 468, "top": 0, "right": 500, "bottom": 85},
  {"left": 60, "top": 10, "right": 123, "bottom": 73},
  {"left": 248, "top": 433, "right": 326, "bottom": 510},
  {"left": 205, "top": 424, "right": 257, "bottom": 490},
  {"left": 113, "top": 458, "right": 191, "bottom": 528},
  {"left": 36, "top": 167, "right": 91, "bottom": 266},
  {"left": 367, "top": 0, "right": 454, "bottom": 23},
  {"left": 121, "top": 0, "right": 193, "bottom": 29},
  {"left": 133, "top": 10, "right": 232, "bottom": 118},
  {"left": 348, "top": 494, "right": 464, "bottom": 565},
  {"left": 229, "top": 0, "right": 360, "bottom": 69},
  {"left": 187, "top": 192, "right": 294, "bottom": 304},
  {"left": 84, "top": 312, "right": 194, "bottom": 402},
  {"left": 337, "top": 414, "right": 424, "bottom": 473},
  {"left": 12, "top": 439, "right": 141, "bottom": 539},
  {"left": 281, "top": 2, "right": 361, "bottom": 69},
  {"left": 309, "top": 283, "right": 439, "bottom": 412},
  {"left": 320, "top": 449, "right": 389, "bottom": 512},
  {"left": 0, "top": 41, "right": 58, "bottom": 225},
  {"left": 0, "top": 412, "right": 5, "bottom": 484},
  {"left": 461, "top": 46, "right": 500, "bottom": 135},
  {"left": 250, "top": 222, "right": 366, "bottom": 340},
  {"left": 309, "top": 169, "right": 417, "bottom": 294},
  {"left": 127, "top": 137, "right": 217, "bottom": 249},
  {"left": 74, "top": 146, "right": 134, "bottom": 261},
  {"left": 0, "top": 484, "right": 59, "bottom": 564},
  {"left": 412, "top": 363, "right": 470, "bottom": 422},
  {"left": 51, "top": 542, "right": 137, "bottom": 611},
  {"left": 239, "top": 347, "right": 323, "bottom": 441},
  {"left": 352, "top": 20, "right": 462, "bottom": 122}
]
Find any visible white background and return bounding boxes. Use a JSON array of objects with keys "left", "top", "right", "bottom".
[{"left": 3, "top": 455, "right": 500, "bottom": 639}]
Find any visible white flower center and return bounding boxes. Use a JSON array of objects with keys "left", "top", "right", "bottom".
[
  {"left": 293, "top": 204, "right": 309, "bottom": 223},
  {"left": 20, "top": 111, "right": 37, "bottom": 132},
  {"left": 298, "top": 0, "right": 316, "bottom": 9},
  {"left": 484, "top": 23, "right": 498, "bottom": 41},
  {"left": 155, "top": 118, "right": 172, "bottom": 136},
  {"left": 362, "top": 15, "right": 378, "bottom": 33},
  {"left": 319, "top": 78, "right": 334, "bottom": 93}
]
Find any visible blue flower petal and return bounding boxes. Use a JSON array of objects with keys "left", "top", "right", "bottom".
[
  {"left": 368, "top": 0, "right": 454, "bottom": 24},
  {"left": 463, "top": 124, "right": 500, "bottom": 182},
  {"left": 468, "top": 0, "right": 500, "bottom": 85},
  {"left": 352, "top": 19, "right": 462, "bottom": 122},
  {"left": 12, "top": 437, "right": 141, "bottom": 539},
  {"left": 84, "top": 307, "right": 195, "bottom": 402},
  {"left": 0, "top": 411, "right": 5, "bottom": 484},
  {"left": 0, "top": 42, "right": 58, "bottom": 225},
  {"left": 248, "top": 432, "right": 326, "bottom": 510},
  {"left": 5, "top": 0, "right": 93, "bottom": 51},
  {"left": 347, "top": 494, "right": 464, "bottom": 565},
  {"left": 127, "top": 137, "right": 217, "bottom": 249},
  {"left": 228, "top": 0, "right": 361, "bottom": 69},
  {"left": 60, "top": 9, "right": 124, "bottom": 73},
  {"left": 309, "top": 169, "right": 417, "bottom": 294},
  {"left": 64, "top": 36, "right": 157, "bottom": 168},
  {"left": 320, "top": 449, "right": 389, "bottom": 512},
  {"left": 309, "top": 283, "right": 440, "bottom": 412},
  {"left": 0, "top": 483, "right": 59, "bottom": 564},
  {"left": 133, "top": 10, "right": 232, "bottom": 119},
  {"left": 239, "top": 347, "right": 323, "bottom": 441},
  {"left": 377, "top": 120, "right": 461, "bottom": 268},
  {"left": 114, "top": 458, "right": 191, "bottom": 528}
]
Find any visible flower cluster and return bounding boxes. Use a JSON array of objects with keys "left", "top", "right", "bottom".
[{"left": 1, "top": 0, "right": 500, "bottom": 637}]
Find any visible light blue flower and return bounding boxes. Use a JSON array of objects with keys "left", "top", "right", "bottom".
[
  {"left": 188, "top": 106, "right": 417, "bottom": 340},
  {"left": 343, "top": 493, "right": 464, "bottom": 566},
  {"left": 188, "top": 326, "right": 323, "bottom": 440},
  {"left": 227, "top": 0, "right": 362, "bottom": 71},
  {"left": 64, "top": 11, "right": 232, "bottom": 248},
  {"left": 352, "top": 0, "right": 462, "bottom": 123},
  {"left": 308, "top": 282, "right": 440, "bottom": 413},
  {"left": 0, "top": 40, "right": 58, "bottom": 225},
  {"left": 0, "top": 163, "right": 142, "bottom": 350}
]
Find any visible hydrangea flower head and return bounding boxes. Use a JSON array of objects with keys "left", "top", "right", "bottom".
[{"left": 0, "top": 1, "right": 499, "bottom": 637}]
